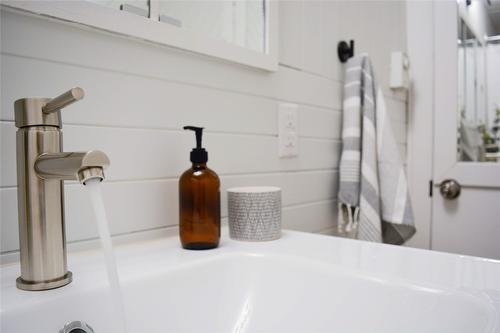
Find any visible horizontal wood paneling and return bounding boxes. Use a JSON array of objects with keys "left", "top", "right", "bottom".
[
  {"left": 300, "top": 107, "right": 342, "bottom": 139},
  {"left": 385, "top": 97, "right": 408, "bottom": 145},
  {"left": 0, "top": 10, "right": 342, "bottom": 110},
  {"left": 0, "top": 122, "right": 341, "bottom": 187},
  {"left": 0, "top": 55, "right": 278, "bottom": 134},
  {"left": 333, "top": 0, "right": 408, "bottom": 101},
  {"left": 1, "top": 54, "right": 340, "bottom": 132},
  {"left": 0, "top": 170, "right": 338, "bottom": 252},
  {"left": 0, "top": 0, "right": 408, "bottom": 256},
  {"left": 283, "top": 200, "right": 337, "bottom": 233},
  {"left": 279, "top": 1, "right": 303, "bottom": 70}
]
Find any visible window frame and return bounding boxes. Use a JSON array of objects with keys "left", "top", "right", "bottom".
[{"left": 2, "top": 0, "right": 279, "bottom": 71}]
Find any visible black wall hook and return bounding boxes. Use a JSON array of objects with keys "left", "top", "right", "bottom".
[{"left": 337, "top": 40, "right": 354, "bottom": 63}]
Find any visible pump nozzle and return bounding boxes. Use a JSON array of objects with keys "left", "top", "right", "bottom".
[
  {"left": 183, "top": 126, "right": 208, "bottom": 163},
  {"left": 183, "top": 126, "right": 204, "bottom": 148}
]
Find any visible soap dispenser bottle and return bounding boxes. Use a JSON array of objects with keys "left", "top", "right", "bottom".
[{"left": 179, "top": 126, "right": 220, "bottom": 250}]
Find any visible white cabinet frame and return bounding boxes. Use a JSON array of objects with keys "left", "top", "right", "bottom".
[{"left": 2, "top": 0, "right": 279, "bottom": 71}]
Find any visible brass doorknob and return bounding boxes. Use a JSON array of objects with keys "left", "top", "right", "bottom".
[{"left": 439, "top": 179, "right": 461, "bottom": 200}]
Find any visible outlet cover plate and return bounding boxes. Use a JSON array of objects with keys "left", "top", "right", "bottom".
[{"left": 278, "top": 103, "right": 299, "bottom": 158}]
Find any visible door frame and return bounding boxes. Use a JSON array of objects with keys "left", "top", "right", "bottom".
[
  {"left": 406, "top": 0, "right": 500, "bottom": 251},
  {"left": 405, "top": 0, "right": 435, "bottom": 250}
]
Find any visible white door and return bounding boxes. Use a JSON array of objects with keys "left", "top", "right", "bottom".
[{"left": 432, "top": 1, "right": 500, "bottom": 260}]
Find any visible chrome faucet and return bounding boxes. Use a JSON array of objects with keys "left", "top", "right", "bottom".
[{"left": 14, "top": 87, "right": 110, "bottom": 291}]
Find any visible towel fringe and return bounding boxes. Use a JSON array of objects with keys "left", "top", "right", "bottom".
[
  {"left": 353, "top": 206, "right": 360, "bottom": 230},
  {"left": 337, "top": 202, "right": 345, "bottom": 234},
  {"left": 338, "top": 203, "right": 360, "bottom": 238},
  {"left": 345, "top": 204, "right": 354, "bottom": 232}
]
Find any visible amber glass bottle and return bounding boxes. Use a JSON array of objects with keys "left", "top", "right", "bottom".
[{"left": 179, "top": 126, "right": 220, "bottom": 250}]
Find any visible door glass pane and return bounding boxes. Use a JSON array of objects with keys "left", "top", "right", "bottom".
[
  {"left": 486, "top": 41, "right": 500, "bottom": 161},
  {"left": 457, "top": 15, "right": 500, "bottom": 162}
]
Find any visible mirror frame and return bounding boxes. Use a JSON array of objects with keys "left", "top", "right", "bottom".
[{"left": 1, "top": 0, "right": 279, "bottom": 71}]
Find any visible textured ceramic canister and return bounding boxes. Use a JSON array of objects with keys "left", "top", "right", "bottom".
[{"left": 227, "top": 187, "right": 281, "bottom": 241}]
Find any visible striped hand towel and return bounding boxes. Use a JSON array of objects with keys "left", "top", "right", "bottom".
[{"left": 337, "top": 54, "right": 416, "bottom": 245}]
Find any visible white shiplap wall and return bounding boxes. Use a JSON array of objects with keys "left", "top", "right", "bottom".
[{"left": 0, "top": 1, "right": 408, "bottom": 255}]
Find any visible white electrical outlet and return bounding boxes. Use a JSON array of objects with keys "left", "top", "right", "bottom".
[{"left": 278, "top": 103, "right": 299, "bottom": 158}]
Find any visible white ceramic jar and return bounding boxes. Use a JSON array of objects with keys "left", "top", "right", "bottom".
[{"left": 227, "top": 186, "right": 281, "bottom": 241}]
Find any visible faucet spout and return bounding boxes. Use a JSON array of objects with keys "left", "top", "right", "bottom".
[{"left": 35, "top": 150, "right": 110, "bottom": 184}]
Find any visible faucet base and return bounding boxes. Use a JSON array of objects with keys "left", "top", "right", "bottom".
[{"left": 16, "top": 271, "right": 72, "bottom": 291}]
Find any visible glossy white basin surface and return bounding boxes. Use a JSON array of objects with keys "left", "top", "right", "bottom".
[{"left": 1, "top": 230, "right": 499, "bottom": 333}]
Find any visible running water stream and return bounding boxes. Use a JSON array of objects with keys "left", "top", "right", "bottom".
[{"left": 86, "top": 178, "right": 128, "bottom": 333}]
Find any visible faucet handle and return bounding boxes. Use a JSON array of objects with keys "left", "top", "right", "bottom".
[
  {"left": 14, "top": 87, "right": 85, "bottom": 129},
  {"left": 43, "top": 87, "right": 85, "bottom": 114}
]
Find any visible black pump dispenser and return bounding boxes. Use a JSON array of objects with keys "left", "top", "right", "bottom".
[
  {"left": 183, "top": 126, "right": 208, "bottom": 163},
  {"left": 179, "top": 125, "right": 220, "bottom": 250}
]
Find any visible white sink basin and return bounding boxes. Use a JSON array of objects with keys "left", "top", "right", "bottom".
[{"left": 1, "top": 230, "right": 499, "bottom": 332}]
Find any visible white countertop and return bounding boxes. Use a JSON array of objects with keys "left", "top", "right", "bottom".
[{"left": 1, "top": 229, "right": 499, "bottom": 332}]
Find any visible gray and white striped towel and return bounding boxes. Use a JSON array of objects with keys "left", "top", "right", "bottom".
[{"left": 337, "top": 54, "right": 415, "bottom": 245}]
